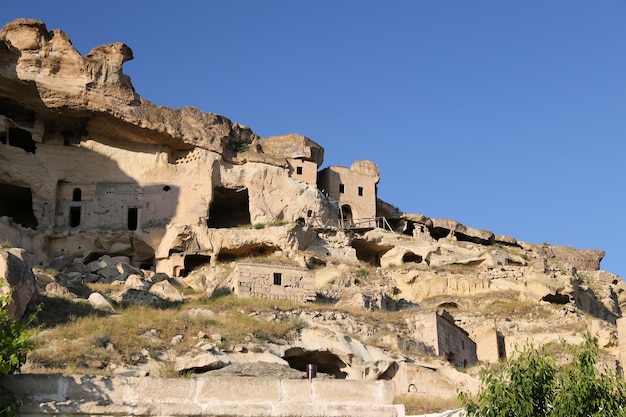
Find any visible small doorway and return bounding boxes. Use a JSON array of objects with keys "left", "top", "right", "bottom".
[
  {"left": 127, "top": 207, "right": 139, "bottom": 231},
  {"left": 340, "top": 205, "right": 353, "bottom": 228},
  {"left": 69, "top": 206, "right": 81, "bottom": 228}
]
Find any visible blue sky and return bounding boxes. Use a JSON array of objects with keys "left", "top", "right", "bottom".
[{"left": 4, "top": 1, "right": 626, "bottom": 277}]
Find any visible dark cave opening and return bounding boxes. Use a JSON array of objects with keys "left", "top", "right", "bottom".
[{"left": 207, "top": 187, "right": 251, "bottom": 228}]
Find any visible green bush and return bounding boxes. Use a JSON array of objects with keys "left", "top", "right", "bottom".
[
  {"left": 459, "top": 334, "right": 626, "bottom": 417},
  {"left": 0, "top": 284, "right": 36, "bottom": 416}
]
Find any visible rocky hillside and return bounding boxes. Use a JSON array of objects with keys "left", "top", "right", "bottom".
[{"left": 1, "top": 18, "right": 625, "bottom": 414}]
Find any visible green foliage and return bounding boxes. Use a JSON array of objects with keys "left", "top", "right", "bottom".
[
  {"left": 459, "top": 334, "right": 626, "bottom": 417},
  {"left": 233, "top": 142, "right": 250, "bottom": 153},
  {"left": 0, "top": 284, "right": 37, "bottom": 416}
]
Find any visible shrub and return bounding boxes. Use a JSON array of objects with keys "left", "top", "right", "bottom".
[
  {"left": 459, "top": 334, "right": 626, "bottom": 417},
  {"left": 0, "top": 284, "right": 37, "bottom": 416}
]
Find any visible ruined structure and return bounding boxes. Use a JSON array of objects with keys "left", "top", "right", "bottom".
[
  {"left": 230, "top": 263, "right": 316, "bottom": 302},
  {"left": 411, "top": 310, "right": 478, "bottom": 368}
]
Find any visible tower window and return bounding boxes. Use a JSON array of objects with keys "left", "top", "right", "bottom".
[
  {"left": 273, "top": 273, "right": 282, "bottom": 286},
  {"left": 296, "top": 166, "right": 303, "bottom": 175},
  {"left": 358, "top": 186, "right": 363, "bottom": 196},
  {"left": 339, "top": 184, "right": 345, "bottom": 193}
]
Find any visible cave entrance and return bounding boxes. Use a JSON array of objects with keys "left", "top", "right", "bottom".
[
  {"left": 8, "top": 127, "right": 36, "bottom": 154},
  {"left": 402, "top": 252, "right": 422, "bottom": 264},
  {"left": 181, "top": 254, "right": 212, "bottom": 277},
  {"left": 207, "top": 187, "right": 250, "bottom": 228},
  {"left": 283, "top": 348, "right": 347, "bottom": 379},
  {"left": 541, "top": 293, "right": 570, "bottom": 304},
  {"left": 217, "top": 244, "right": 280, "bottom": 262},
  {"left": 0, "top": 183, "right": 38, "bottom": 229},
  {"left": 350, "top": 238, "right": 393, "bottom": 267}
]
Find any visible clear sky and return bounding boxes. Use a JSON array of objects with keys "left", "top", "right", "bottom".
[{"left": 3, "top": 1, "right": 626, "bottom": 277}]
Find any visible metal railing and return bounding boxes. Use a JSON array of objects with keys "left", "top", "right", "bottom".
[{"left": 307, "top": 216, "right": 393, "bottom": 232}]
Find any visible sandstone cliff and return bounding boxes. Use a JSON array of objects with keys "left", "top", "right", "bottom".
[{"left": 1, "top": 18, "right": 624, "bottom": 415}]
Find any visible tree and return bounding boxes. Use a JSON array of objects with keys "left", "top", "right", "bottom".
[{"left": 459, "top": 334, "right": 626, "bottom": 417}]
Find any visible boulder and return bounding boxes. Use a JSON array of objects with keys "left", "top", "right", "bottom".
[
  {"left": 0, "top": 248, "right": 38, "bottom": 319},
  {"left": 88, "top": 292, "right": 115, "bottom": 313},
  {"left": 150, "top": 280, "right": 183, "bottom": 302}
]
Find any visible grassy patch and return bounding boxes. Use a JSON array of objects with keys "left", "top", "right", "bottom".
[{"left": 394, "top": 394, "right": 461, "bottom": 415}]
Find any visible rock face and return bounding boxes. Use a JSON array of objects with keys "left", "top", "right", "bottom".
[
  {"left": 0, "top": 19, "right": 257, "bottom": 152},
  {"left": 0, "top": 18, "right": 330, "bottom": 272}
]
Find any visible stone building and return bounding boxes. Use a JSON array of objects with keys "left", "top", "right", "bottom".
[
  {"left": 412, "top": 310, "right": 478, "bottom": 368},
  {"left": 317, "top": 160, "right": 380, "bottom": 227},
  {"left": 230, "top": 263, "right": 316, "bottom": 302}
]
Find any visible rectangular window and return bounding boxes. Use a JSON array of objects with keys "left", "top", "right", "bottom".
[
  {"left": 339, "top": 184, "right": 345, "bottom": 193},
  {"left": 358, "top": 186, "right": 363, "bottom": 196},
  {"left": 127, "top": 207, "right": 138, "bottom": 231},
  {"left": 273, "top": 272, "right": 282, "bottom": 286},
  {"left": 296, "top": 166, "right": 303, "bottom": 175}
]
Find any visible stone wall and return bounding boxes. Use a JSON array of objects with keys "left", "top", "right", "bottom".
[
  {"left": 0, "top": 374, "right": 403, "bottom": 417},
  {"left": 55, "top": 181, "right": 178, "bottom": 232},
  {"left": 231, "top": 263, "right": 316, "bottom": 302}
]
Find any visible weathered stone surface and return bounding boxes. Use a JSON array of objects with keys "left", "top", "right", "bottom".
[
  {"left": 547, "top": 245, "right": 605, "bottom": 271},
  {"left": 259, "top": 134, "right": 324, "bottom": 167},
  {"left": 0, "top": 248, "right": 38, "bottom": 319}
]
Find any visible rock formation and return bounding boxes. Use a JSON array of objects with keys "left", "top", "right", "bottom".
[{"left": 1, "top": 18, "right": 625, "bottom": 415}]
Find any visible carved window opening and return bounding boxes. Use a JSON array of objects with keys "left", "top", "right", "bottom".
[
  {"left": 273, "top": 272, "right": 282, "bottom": 286},
  {"left": 8, "top": 128, "right": 36, "bottom": 154},
  {"left": 72, "top": 188, "right": 82, "bottom": 202},
  {"left": 0, "top": 183, "right": 38, "bottom": 229},
  {"left": 339, "top": 183, "right": 345, "bottom": 194},
  {"left": 207, "top": 187, "right": 250, "bottom": 228},
  {"left": 296, "top": 166, "right": 303, "bottom": 175},
  {"left": 358, "top": 186, "right": 363, "bottom": 196},
  {"left": 127, "top": 207, "right": 139, "bottom": 231},
  {"left": 69, "top": 206, "right": 81, "bottom": 228}
]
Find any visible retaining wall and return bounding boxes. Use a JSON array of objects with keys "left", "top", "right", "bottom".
[{"left": 0, "top": 374, "right": 404, "bottom": 417}]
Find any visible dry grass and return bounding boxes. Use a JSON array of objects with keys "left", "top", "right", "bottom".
[
  {"left": 27, "top": 294, "right": 314, "bottom": 373},
  {"left": 394, "top": 394, "right": 462, "bottom": 415}
]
